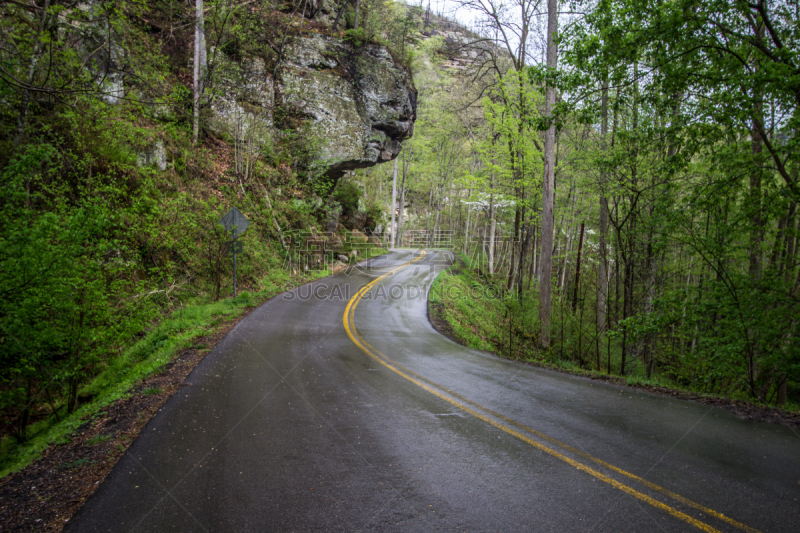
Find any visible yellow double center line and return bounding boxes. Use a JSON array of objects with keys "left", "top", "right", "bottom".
[{"left": 342, "top": 250, "right": 759, "bottom": 533}]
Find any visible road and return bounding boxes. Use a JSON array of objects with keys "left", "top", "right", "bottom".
[{"left": 68, "top": 249, "right": 800, "bottom": 532}]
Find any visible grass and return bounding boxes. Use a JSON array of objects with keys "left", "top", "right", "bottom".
[
  {"left": 85, "top": 434, "right": 111, "bottom": 446},
  {"left": 429, "top": 255, "right": 531, "bottom": 357},
  {"left": 59, "top": 457, "right": 92, "bottom": 471},
  {"left": 0, "top": 267, "right": 332, "bottom": 478},
  {"left": 429, "top": 253, "right": 799, "bottom": 413}
]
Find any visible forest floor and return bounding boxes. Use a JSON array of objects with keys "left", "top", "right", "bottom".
[{"left": 428, "top": 275, "right": 800, "bottom": 432}]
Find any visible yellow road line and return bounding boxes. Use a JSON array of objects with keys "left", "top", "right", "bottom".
[{"left": 342, "top": 250, "right": 761, "bottom": 533}]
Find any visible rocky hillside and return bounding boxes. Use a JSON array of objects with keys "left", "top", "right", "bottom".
[{"left": 210, "top": 13, "right": 417, "bottom": 180}]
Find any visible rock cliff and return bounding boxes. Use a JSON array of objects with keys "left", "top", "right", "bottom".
[
  {"left": 209, "top": 19, "right": 416, "bottom": 181},
  {"left": 277, "top": 34, "right": 416, "bottom": 179},
  {"left": 60, "top": 2, "right": 416, "bottom": 181}
]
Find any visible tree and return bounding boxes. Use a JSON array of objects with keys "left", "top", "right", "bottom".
[
  {"left": 391, "top": 157, "right": 398, "bottom": 248},
  {"left": 193, "top": 0, "right": 207, "bottom": 145},
  {"left": 538, "top": 0, "right": 558, "bottom": 348}
]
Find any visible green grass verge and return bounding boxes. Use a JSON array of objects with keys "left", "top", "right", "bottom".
[
  {"left": 429, "top": 267, "right": 504, "bottom": 353},
  {"left": 0, "top": 268, "right": 330, "bottom": 478},
  {"left": 429, "top": 254, "right": 799, "bottom": 414}
]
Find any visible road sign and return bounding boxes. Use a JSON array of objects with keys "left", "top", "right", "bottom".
[{"left": 219, "top": 207, "right": 250, "bottom": 238}]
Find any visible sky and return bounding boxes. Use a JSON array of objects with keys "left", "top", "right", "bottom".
[{"left": 400, "top": 0, "right": 483, "bottom": 30}]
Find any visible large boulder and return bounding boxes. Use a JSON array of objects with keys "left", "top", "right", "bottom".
[
  {"left": 207, "top": 56, "right": 274, "bottom": 145},
  {"left": 305, "top": 0, "right": 340, "bottom": 26},
  {"left": 208, "top": 32, "right": 416, "bottom": 182},
  {"left": 275, "top": 34, "right": 416, "bottom": 180}
]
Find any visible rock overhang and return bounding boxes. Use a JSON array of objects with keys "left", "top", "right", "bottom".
[
  {"left": 277, "top": 34, "right": 417, "bottom": 180},
  {"left": 207, "top": 30, "right": 416, "bottom": 182}
]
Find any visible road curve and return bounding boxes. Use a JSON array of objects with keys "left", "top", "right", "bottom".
[{"left": 67, "top": 250, "right": 800, "bottom": 532}]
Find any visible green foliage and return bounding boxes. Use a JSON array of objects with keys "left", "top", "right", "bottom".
[
  {"left": 334, "top": 181, "right": 362, "bottom": 222},
  {"left": 364, "top": 203, "right": 385, "bottom": 231},
  {"left": 430, "top": 257, "right": 521, "bottom": 356},
  {"left": 556, "top": 0, "right": 800, "bottom": 404},
  {"left": 463, "top": 69, "right": 544, "bottom": 214},
  {"left": 344, "top": 2, "right": 800, "bottom": 410},
  {"left": 85, "top": 434, "right": 111, "bottom": 446},
  {"left": 0, "top": 0, "right": 378, "bottom": 466},
  {"left": 0, "top": 264, "right": 331, "bottom": 477},
  {"left": 0, "top": 145, "right": 160, "bottom": 440},
  {"left": 343, "top": 28, "right": 368, "bottom": 47}
]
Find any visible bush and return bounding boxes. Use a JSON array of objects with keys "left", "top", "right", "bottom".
[
  {"left": 364, "top": 203, "right": 385, "bottom": 231},
  {"left": 343, "top": 28, "right": 368, "bottom": 47},
  {"left": 333, "top": 181, "right": 362, "bottom": 225}
]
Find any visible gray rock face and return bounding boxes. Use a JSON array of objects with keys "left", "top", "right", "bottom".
[
  {"left": 277, "top": 34, "right": 416, "bottom": 179},
  {"left": 208, "top": 32, "right": 416, "bottom": 181},
  {"left": 137, "top": 140, "right": 168, "bottom": 171},
  {"left": 304, "top": 0, "right": 340, "bottom": 26},
  {"left": 208, "top": 56, "right": 273, "bottom": 145},
  {"left": 78, "top": 1, "right": 415, "bottom": 181}
]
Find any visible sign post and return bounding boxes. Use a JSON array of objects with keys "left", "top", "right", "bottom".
[{"left": 219, "top": 207, "right": 250, "bottom": 298}]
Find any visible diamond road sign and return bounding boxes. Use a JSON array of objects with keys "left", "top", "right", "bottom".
[{"left": 219, "top": 207, "right": 250, "bottom": 238}]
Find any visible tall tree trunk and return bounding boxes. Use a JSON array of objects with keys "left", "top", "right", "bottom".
[
  {"left": 621, "top": 261, "right": 634, "bottom": 376},
  {"left": 193, "top": 0, "right": 207, "bottom": 145},
  {"left": 398, "top": 152, "right": 408, "bottom": 248},
  {"left": 748, "top": 9, "right": 766, "bottom": 398},
  {"left": 785, "top": 216, "right": 800, "bottom": 282},
  {"left": 529, "top": 222, "right": 538, "bottom": 291},
  {"left": 777, "top": 375, "right": 788, "bottom": 406},
  {"left": 597, "top": 77, "right": 609, "bottom": 330},
  {"left": 559, "top": 191, "right": 578, "bottom": 293},
  {"left": 426, "top": 186, "right": 433, "bottom": 245},
  {"left": 390, "top": 157, "right": 398, "bottom": 248},
  {"left": 508, "top": 204, "right": 521, "bottom": 291},
  {"left": 18, "top": 380, "right": 32, "bottom": 441},
  {"left": 354, "top": 0, "right": 360, "bottom": 29},
  {"left": 518, "top": 222, "right": 532, "bottom": 298},
  {"left": 613, "top": 202, "right": 621, "bottom": 330},
  {"left": 643, "top": 227, "right": 658, "bottom": 378},
  {"left": 464, "top": 193, "right": 471, "bottom": 254},
  {"left": 488, "top": 169, "right": 497, "bottom": 275},
  {"left": 433, "top": 190, "right": 441, "bottom": 240},
  {"left": 67, "top": 376, "right": 79, "bottom": 414},
  {"left": 448, "top": 179, "right": 454, "bottom": 233},
  {"left": 770, "top": 202, "right": 795, "bottom": 268},
  {"left": 573, "top": 222, "right": 585, "bottom": 312},
  {"left": 749, "top": 9, "right": 765, "bottom": 281},
  {"left": 538, "top": 0, "right": 558, "bottom": 348},
  {"left": 14, "top": 0, "right": 51, "bottom": 151}
]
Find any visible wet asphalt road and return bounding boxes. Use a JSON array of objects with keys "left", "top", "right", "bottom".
[{"left": 68, "top": 250, "right": 800, "bottom": 532}]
